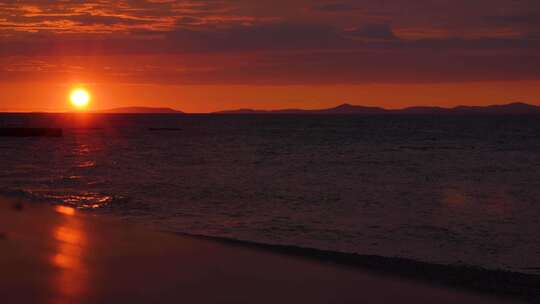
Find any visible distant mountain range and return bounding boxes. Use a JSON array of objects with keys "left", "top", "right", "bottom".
[
  {"left": 2, "top": 103, "right": 538, "bottom": 115},
  {"left": 96, "top": 107, "right": 183, "bottom": 114},
  {"left": 213, "top": 102, "right": 540, "bottom": 115}
]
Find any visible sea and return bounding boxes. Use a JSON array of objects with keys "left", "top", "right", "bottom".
[{"left": 1, "top": 113, "right": 540, "bottom": 274}]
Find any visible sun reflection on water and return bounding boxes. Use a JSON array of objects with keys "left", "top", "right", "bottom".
[
  {"left": 50, "top": 206, "right": 88, "bottom": 303},
  {"left": 55, "top": 206, "right": 76, "bottom": 216}
]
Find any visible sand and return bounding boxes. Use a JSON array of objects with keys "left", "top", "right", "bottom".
[{"left": 0, "top": 198, "right": 526, "bottom": 304}]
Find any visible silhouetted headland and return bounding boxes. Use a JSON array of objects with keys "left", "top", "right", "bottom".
[
  {"left": 214, "top": 102, "right": 540, "bottom": 115},
  {"left": 0, "top": 128, "right": 62, "bottom": 137}
]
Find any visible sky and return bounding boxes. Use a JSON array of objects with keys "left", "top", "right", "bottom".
[{"left": 1, "top": 0, "right": 540, "bottom": 112}]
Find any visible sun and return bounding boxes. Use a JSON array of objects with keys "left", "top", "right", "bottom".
[{"left": 70, "top": 88, "right": 91, "bottom": 109}]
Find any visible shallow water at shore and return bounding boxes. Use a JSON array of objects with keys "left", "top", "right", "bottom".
[
  {"left": 1, "top": 113, "right": 540, "bottom": 274},
  {"left": 3, "top": 199, "right": 527, "bottom": 304}
]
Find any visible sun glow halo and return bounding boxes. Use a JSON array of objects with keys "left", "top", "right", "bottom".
[{"left": 70, "top": 89, "right": 91, "bottom": 109}]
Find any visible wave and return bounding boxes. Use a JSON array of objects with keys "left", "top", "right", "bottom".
[
  {"left": 0, "top": 188, "right": 129, "bottom": 210},
  {"left": 168, "top": 231, "right": 540, "bottom": 302}
]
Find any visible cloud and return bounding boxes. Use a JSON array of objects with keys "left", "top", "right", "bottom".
[
  {"left": 4, "top": 13, "right": 149, "bottom": 26},
  {"left": 1, "top": 0, "right": 540, "bottom": 86},
  {"left": 166, "top": 22, "right": 345, "bottom": 51},
  {"left": 313, "top": 2, "right": 364, "bottom": 12},
  {"left": 0, "top": 0, "right": 246, "bottom": 33},
  {"left": 484, "top": 14, "right": 540, "bottom": 26},
  {"left": 345, "top": 24, "right": 397, "bottom": 40},
  {"left": 4, "top": 19, "right": 540, "bottom": 57}
]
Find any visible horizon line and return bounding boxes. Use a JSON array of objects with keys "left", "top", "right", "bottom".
[{"left": 0, "top": 101, "right": 538, "bottom": 114}]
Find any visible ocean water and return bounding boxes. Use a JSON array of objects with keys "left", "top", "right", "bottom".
[{"left": 1, "top": 113, "right": 540, "bottom": 274}]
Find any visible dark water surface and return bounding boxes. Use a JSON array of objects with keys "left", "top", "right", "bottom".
[{"left": 1, "top": 113, "right": 540, "bottom": 274}]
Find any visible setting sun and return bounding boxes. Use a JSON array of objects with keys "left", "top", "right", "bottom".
[{"left": 70, "top": 89, "right": 91, "bottom": 109}]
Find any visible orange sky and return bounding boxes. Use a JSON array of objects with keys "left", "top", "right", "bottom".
[
  {"left": 1, "top": 1, "right": 540, "bottom": 112},
  {"left": 2, "top": 81, "right": 540, "bottom": 113}
]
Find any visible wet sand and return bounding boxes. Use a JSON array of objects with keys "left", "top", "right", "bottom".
[{"left": 0, "top": 198, "right": 529, "bottom": 304}]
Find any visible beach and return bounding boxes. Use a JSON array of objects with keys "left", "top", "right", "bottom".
[{"left": 0, "top": 197, "right": 532, "bottom": 303}]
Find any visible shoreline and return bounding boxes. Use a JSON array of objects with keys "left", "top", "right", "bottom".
[
  {"left": 0, "top": 197, "right": 534, "bottom": 303},
  {"left": 172, "top": 232, "right": 540, "bottom": 302}
]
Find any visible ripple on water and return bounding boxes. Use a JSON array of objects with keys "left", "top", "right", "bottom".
[
  {"left": 76, "top": 161, "right": 96, "bottom": 169},
  {"left": 0, "top": 188, "right": 117, "bottom": 210},
  {"left": 52, "top": 193, "right": 113, "bottom": 209}
]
